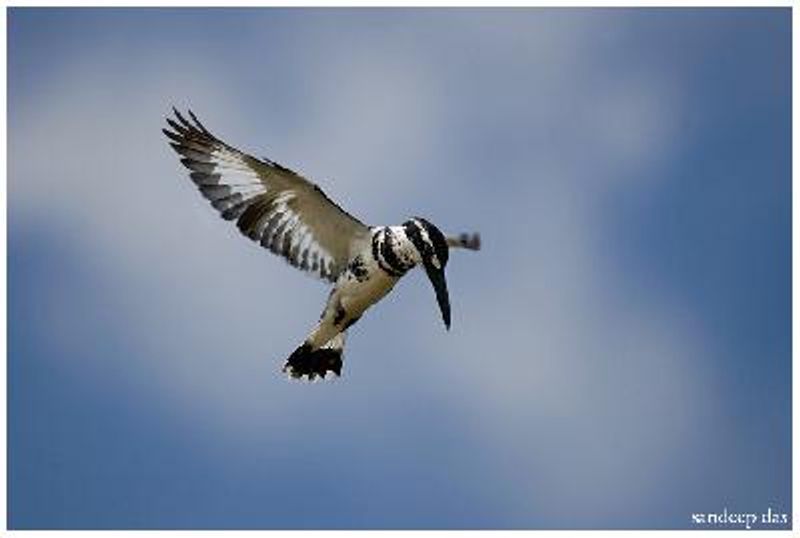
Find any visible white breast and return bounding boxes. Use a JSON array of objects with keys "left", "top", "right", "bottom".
[{"left": 338, "top": 250, "right": 399, "bottom": 317}]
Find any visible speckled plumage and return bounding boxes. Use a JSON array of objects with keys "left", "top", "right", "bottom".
[{"left": 164, "top": 109, "right": 480, "bottom": 381}]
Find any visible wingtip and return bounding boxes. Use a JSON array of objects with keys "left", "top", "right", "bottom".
[
  {"left": 187, "top": 108, "right": 211, "bottom": 135},
  {"left": 167, "top": 106, "right": 214, "bottom": 138},
  {"left": 165, "top": 106, "right": 178, "bottom": 129},
  {"left": 169, "top": 105, "right": 183, "bottom": 124},
  {"left": 165, "top": 117, "right": 187, "bottom": 135},
  {"left": 174, "top": 108, "right": 192, "bottom": 128}
]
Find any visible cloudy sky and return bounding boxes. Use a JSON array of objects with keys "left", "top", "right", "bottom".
[{"left": 8, "top": 8, "right": 791, "bottom": 530}]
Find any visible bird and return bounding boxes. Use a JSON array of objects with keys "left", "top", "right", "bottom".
[{"left": 163, "top": 108, "right": 480, "bottom": 381}]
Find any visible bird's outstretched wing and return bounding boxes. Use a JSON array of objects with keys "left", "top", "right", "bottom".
[{"left": 164, "top": 109, "right": 371, "bottom": 282}]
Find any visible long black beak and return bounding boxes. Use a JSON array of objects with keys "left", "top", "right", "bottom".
[{"left": 425, "top": 265, "right": 451, "bottom": 330}]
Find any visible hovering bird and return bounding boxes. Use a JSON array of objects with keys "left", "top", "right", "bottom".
[{"left": 163, "top": 109, "right": 480, "bottom": 381}]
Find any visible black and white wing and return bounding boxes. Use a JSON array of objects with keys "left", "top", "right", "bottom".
[{"left": 163, "top": 109, "right": 372, "bottom": 282}]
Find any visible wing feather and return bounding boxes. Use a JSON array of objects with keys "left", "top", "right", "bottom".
[{"left": 164, "top": 108, "right": 371, "bottom": 282}]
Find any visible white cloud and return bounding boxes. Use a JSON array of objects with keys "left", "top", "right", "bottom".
[{"left": 9, "top": 10, "right": 717, "bottom": 523}]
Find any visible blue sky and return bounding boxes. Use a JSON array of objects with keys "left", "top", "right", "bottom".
[{"left": 8, "top": 8, "right": 791, "bottom": 529}]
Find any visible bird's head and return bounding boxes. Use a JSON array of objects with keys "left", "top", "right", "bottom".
[{"left": 402, "top": 217, "right": 451, "bottom": 330}]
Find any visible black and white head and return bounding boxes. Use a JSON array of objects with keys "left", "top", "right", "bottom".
[{"left": 402, "top": 217, "right": 452, "bottom": 330}]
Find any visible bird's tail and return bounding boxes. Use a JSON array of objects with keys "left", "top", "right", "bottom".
[{"left": 282, "top": 332, "right": 346, "bottom": 381}]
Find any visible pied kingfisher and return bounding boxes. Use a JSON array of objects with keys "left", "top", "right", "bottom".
[{"left": 163, "top": 109, "right": 480, "bottom": 381}]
